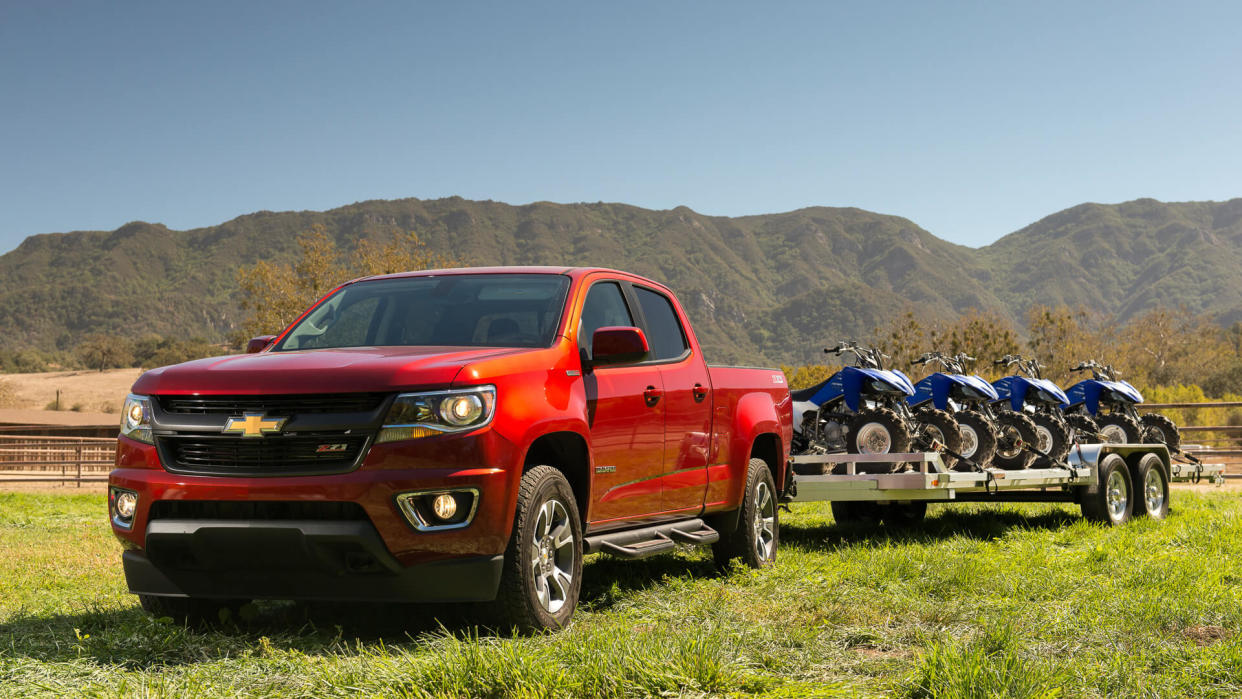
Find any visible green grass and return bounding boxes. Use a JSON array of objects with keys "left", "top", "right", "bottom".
[{"left": 2, "top": 490, "right": 1241, "bottom": 697}]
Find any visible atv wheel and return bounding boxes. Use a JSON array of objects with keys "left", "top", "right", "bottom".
[
  {"left": 954, "top": 411, "right": 998, "bottom": 471},
  {"left": 915, "top": 408, "right": 963, "bottom": 469},
  {"left": 1096, "top": 413, "right": 1142, "bottom": 444},
  {"left": 1140, "top": 412, "right": 1182, "bottom": 452},
  {"left": 993, "top": 411, "right": 1038, "bottom": 470},
  {"left": 846, "top": 407, "right": 912, "bottom": 473},
  {"left": 1066, "top": 413, "right": 1100, "bottom": 444},
  {"left": 1031, "top": 412, "right": 1071, "bottom": 462}
]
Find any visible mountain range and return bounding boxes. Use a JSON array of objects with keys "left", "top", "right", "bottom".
[{"left": 2, "top": 196, "right": 1240, "bottom": 366}]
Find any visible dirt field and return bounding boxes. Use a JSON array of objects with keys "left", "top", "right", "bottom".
[{"left": 0, "top": 368, "right": 140, "bottom": 413}]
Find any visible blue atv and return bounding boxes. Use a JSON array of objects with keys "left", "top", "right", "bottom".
[
  {"left": 791, "top": 341, "right": 919, "bottom": 474},
  {"left": 908, "top": 352, "right": 1000, "bottom": 471},
  {"left": 1062, "top": 360, "right": 1181, "bottom": 450},
  {"left": 991, "top": 355, "right": 1075, "bottom": 469}
]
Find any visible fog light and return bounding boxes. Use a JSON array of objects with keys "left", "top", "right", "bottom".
[
  {"left": 432, "top": 493, "right": 458, "bottom": 520},
  {"left": 116, "top": 492, "right": 137, "bottom": 519}
]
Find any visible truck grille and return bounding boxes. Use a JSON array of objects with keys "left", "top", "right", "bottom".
[
  {"left": 155, "top": 433, "right": 370, "bottom": 476},
  {"left": 148, "top": 500, "right": 369, "bottom": 521},
  {"left": 158, "top": 393, "right": 388, "bottom": 415}
]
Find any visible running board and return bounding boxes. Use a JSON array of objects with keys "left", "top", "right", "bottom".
[{"left": 584, "top": 518, "right": 719, "bottom": 559}]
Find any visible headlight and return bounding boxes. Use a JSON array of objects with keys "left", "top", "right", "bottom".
[
  {"left": 120, "top": 394, "right": 153, "bottom": 444},
  {"left": 377, "top": 386, "right": 496, "bottom": 444}
]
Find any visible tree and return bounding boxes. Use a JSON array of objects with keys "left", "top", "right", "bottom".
[{"left": 76, "top": 334, "right": 133, "bottom": 372}]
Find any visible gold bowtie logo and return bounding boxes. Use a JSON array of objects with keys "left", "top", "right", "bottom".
[{"left": 222, "top": 413, "right": 286, "bottom": 438}]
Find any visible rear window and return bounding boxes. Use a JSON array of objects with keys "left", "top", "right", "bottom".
[{"left": 276, "top": 274, "right": 571, "bottom": 351}]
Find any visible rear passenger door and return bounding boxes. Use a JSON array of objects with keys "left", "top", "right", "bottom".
[{"left": 629, "top": 285, "right": 713, "bottom": 515}]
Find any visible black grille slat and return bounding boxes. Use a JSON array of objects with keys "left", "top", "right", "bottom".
[
  {"left": 148, "top": 500, "right": 369, "bottom": 522},
  {"left": 156, "top": 434, "right": 369, "bottom": 476},
  {"left": 158, "top": 394, "right": 387, "bottom": 415}
]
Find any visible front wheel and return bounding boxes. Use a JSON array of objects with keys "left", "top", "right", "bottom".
[
  {"left": 954, "top": 411, "right": 998, "bottom": 470},
  {"left": 915, "top": 408, "right": 963, "bottom": 469},
  {"left": 1030, "top": 412, "right": 1071, "bottom": 462},
  {"left": 846, "top": 407, "right": 912, "bottom": 473},
  {"left": 713, "top": 458, "right": 778, "bottom": 569},
  {"left": 1097, "top": 413, "right": 1142, "bottom": 444},
  {"left": 1066, "top": 413, "right": 1100, "bottom": 444},
  {"left": 493, "top": 465, "right": 583, "bottom": 632},
  {"left": 993, "top": 411, "right": 1038, "bottom": 469},
  {"left": 1140, "top": 413, "right": 1182, "bottom": 452}
]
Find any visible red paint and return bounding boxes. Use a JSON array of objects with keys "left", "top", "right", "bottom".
[{"left": 111, "top": 267, "right": 792, "bottom": 588}]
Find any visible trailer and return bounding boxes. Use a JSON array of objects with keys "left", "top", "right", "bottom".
[{"left": 786, "top": 444, "right": 1225, "bottom": 526}]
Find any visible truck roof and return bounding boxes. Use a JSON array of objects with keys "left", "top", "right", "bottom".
[{"left": 354, "top": 266, "right": 659, "bottom": 286}]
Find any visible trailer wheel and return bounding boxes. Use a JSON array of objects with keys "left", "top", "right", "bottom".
[
  {"left": 1066, "top": 413, "right": 1100, "bottom": 444},
  {"left": 954, "top": 411, "right": 997, "bottom": 471},
  {"left": 915, "top": 408, "right": 963, "bottom": 469},
  {"left": 1132, "top": 453, "right": 1170, "bottom": 520},
  {"left": 493, "top": 465, "right": 583, "bottom": 632},
  {"left": 830, "top": 500, "right": 884, "bottom": 526},
  {"left": 1080, "top": 453, "right": 1133, "bottom": 526},
  {"left": 1031, "top": 412, "right": 1071, "bottom": 462},
  {"left": 713, "top": 458, "right": 779, "bottom": 569},
  {"left": 1096, "top": 414, "right": 1142, "bottom": 444},
  {"left": 881, "top": 502, "right": 928, "bottom": 527},
  {"left": 1140, "top": 413, "right": 1182, "bottom": 452},
  {"left": 993, "top": 411, "right": 1038, "bottom": 470},
  {"left": 846, "top": 407, "right": 912, "bottom": 473}
]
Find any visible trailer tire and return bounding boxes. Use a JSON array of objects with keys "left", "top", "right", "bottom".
[
  {"left": 993, "top": 411, "right": 1038, "bottom": 470},
  {"left": 915, "top": 408, "right": 963, "bottom": 469},
  {"left": 1066, "top": 413, "right": 1100, "bottom": 444},
  {"left": 1140, "top": 413, "right": 1182, "bottom": 452},
  {"left": 954, "top": 411, "right": 997, "bottom": 471},
  {"left": 1096, "top": 414, "right": 1142, "bottom": 444},
  {"left": 493, "top": 465, "right": 583, "bottom": 632},
  {"left": 1080, "top": 453, "right": 1133, "bottom": 526},
  {"left": 846, "top": 407, "right": 912, "bottom": 473},
  {"left": 713, "top": 458, "right": 779, "bottom": 570},
  {"left": 1031, "top": 412, "right": 1071, "bottom": 462},
  {"left": 1132, "top": 453, "right": 1170, "bottom": 520},
  {"left": 881, "top": 502, "right": 928, "bottom": 527},
  {"left": 830, "top": 500, "right": 884, "bottom": 526}
]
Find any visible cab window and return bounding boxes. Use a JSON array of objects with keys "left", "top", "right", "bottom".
[
  {"left": 578, "top": 282, "right": 634, "bottom": 352},
  {"left": 634, "top": 286, "right": 689, "bottom": 361}
]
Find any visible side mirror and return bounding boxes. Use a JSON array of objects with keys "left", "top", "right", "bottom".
[
  {"left": 589, "top": 326, "right": 649, "bottom": 367},
  {"left": 246, "top": 335, "right": 276, "bottom": 354}
]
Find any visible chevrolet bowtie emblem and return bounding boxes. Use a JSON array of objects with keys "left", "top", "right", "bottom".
[{"left": 222, "top": 413, "right": 287, "bottom": 438}]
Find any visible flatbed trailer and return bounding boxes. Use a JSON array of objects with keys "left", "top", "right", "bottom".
[{"left": 787, "top": 443, "right": 1224, "bottom": 526}]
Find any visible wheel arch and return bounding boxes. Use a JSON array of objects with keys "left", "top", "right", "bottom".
[{"left": 522, "top": 430, "right": 591, "bottom": 522}]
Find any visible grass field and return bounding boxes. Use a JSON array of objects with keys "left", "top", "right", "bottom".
[{"left": 2, "top": 489, "right": 1240, "bottom": 698}]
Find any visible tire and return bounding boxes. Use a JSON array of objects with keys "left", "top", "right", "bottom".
[
  {"left": 915, "top": 408, "right": 963, "bottom": 469},
  {"left": 1030, "top": 412, "right": 1071, "bottom": 462},
  {"left": 1079, "top": 453, "right": 1133, "bottom": 526},
  {"left": 1096, "top": 413, "right": 1142, "bottom": 444},
  {"left": 138, "top": 595, "right": 250, "bottom": 625},
  {"left": 713, "top": 458, "right": 779, "bottom": 569},
  {"left": 1140, "top": 413, "right": 1182, "bottom": 452},
  {"left": 1132, "top": 453, "right": 1170, "bottom": 520},
  {"left": 830, "top": 500, "right": 884, "bottom": 526},
  {"left": 881, "top": 501, "right": 928, "bottom": 527},
  {"left": 493, "top": 465, "right": 583, "bottom": 632},
  {"left": 992, "top": 411, "right": 1038, "bottom": 470},
  {"left": 954, "top": 410, "right": 998, "bottom": 471},
  {"left": 1066, "top": 413, "right": 1100, "bottom": 444},
  {"left": 846, "top": 407, "right": 912, "bottom": 473}
]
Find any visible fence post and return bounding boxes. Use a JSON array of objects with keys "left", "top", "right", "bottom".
[{"left": 75, "top": 444, "right": 83, "bottom": 488}]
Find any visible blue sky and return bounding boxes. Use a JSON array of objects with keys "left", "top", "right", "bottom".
[{"left": 2, "top": 1, "right": 1239, "bottom": 254}]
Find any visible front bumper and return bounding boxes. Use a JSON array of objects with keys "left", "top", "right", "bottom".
[{"left": 124, "top": 518, "right": 504, "bottom": 602}]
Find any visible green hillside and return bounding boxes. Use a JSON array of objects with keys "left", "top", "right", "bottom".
[{"left": 1, "top": 196, "right": 1239, "bottom": 366}]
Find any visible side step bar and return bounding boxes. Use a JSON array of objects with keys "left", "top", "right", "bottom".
[{"left": 584, "top": 518, "right": 720, "bottom": 559}]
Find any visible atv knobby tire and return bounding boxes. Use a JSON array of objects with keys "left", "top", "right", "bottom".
[
  {"left": 915, "top": 407, "right": 963, "bottom": 469},
  {"left": 1096, "top": 413, "right": 1142, "bottom": 444},
  {"left": 1066, "top": 413, "right": 1101, "bottom": 444},
  {"left": 993, "top": 411, "right": 1038, "bottom": 470},
  {"left": 846, "top": 407, "right": 912, "bottom": 473},
  {"left": 1031, "top": 412, "right": 1071, "bottom": 462},
  {"left": 1140, "top": 412, "right": 1182, "bottom": 452},
  {"left": 954, "top": 410, "right": 998, "bottom": 471}
]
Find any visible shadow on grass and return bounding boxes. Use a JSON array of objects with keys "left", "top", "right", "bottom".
[{"left": 781, "top": 504, "right": 1082, "bottom": 552}]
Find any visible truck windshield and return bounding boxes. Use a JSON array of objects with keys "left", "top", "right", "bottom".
[{"left": 275, "top": 274, "right": 571, "bottom": 351}]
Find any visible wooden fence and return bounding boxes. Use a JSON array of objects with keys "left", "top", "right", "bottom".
[{"left": 0, "top": 433, "right": 114, "bottom": 486}]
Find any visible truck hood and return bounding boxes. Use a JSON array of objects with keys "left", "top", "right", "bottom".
[{"left": 132, "top": 346, "right": 532, "bottom": 395}]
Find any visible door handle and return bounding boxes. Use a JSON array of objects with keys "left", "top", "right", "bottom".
[
  {"left": 693, "top": 383, "right": 709, "bottom": 402},
  {"left": 644, "top": 386, "right": 663, "bottom": 406}
]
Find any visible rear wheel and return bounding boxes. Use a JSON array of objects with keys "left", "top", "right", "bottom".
[
  {"left": 493, "top": 465, "right": 583, "bottom": 632},
  {"left": 713, "top": 458, "right": 779, "bottom": 569},
  {"left": 993, "top": 411, "right": 1038, "bottom": 470},
  {"left": 846, "top": 407, "right": 912, "bottom": 473},
  {"left": 1066, "top": 413, "right": 1100, "bottom": 444},
  {"left": 1132, "top": 453, "right": 1170, "bottom": 520},
  {"left": 1079, "top": 453, "right": 1133, "bottom": 526},
  {"left": 1140, "top": 413, "right": 1182, "bottom": 452},
  {"left": 915, "top": 408, "right": 963, "bottom": 469},
  {"left": 954, "top": 411, "right": 997, "bottom": 470},
  {"left": 1031, "top": 412, "right": 1071, "bottom": 462},
  {"left": 1097, "top": 414, "right": 1142, "bottom": 444}
]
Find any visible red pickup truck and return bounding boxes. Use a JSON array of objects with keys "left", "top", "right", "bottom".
[{"left": 109, "top": 267, "right": 793, "bottom": 630}]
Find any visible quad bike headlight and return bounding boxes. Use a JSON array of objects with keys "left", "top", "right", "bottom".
[
  {"left": 377, "top": 386, "right": 496, "bottom": 444},
  {"left": 120, "top": 394, "right": 154, "bottom": 444}
]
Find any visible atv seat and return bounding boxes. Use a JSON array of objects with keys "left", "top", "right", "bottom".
[{"left": 791, "top": 378, "right": 831, "bottom": 402}]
